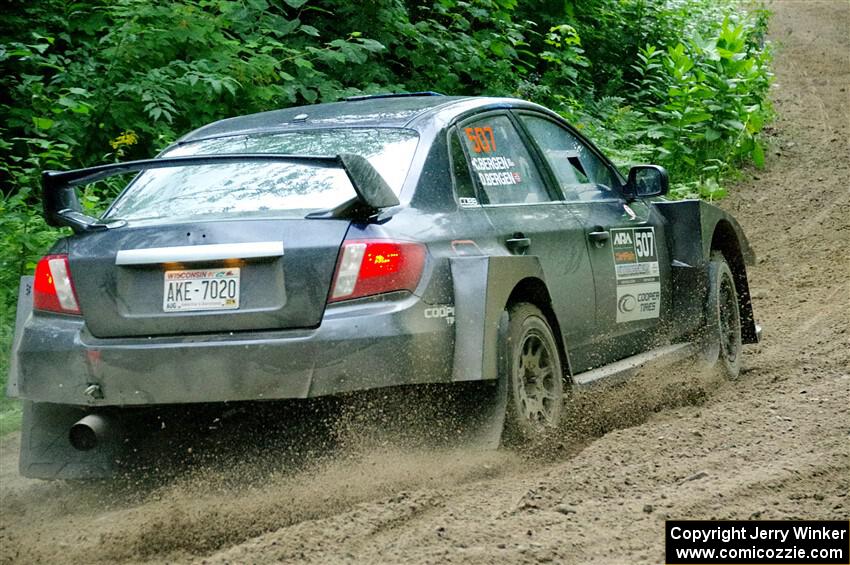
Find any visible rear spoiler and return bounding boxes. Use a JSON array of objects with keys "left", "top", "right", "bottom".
[{"left": 42, "top": 153, "right": 399, "bottom": 233}]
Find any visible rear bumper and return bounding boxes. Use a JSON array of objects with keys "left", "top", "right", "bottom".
[{"left": 12, "top": 293, "right": 455, "bottom": 407}]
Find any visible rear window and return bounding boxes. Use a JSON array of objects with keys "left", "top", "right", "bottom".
[{"left": 104, "top": 128, "right": 418, "bottom": 223}]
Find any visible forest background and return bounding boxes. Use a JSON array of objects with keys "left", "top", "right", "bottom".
[{"left": 0, "top": 0, "right": 773, "bottom": 428}]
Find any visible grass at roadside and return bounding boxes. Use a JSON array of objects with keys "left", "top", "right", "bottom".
[
  {"left": 0, "top": 399, "right": 22, "bottom": 436},
  {"left": 0, "top": 328, "right": 22, "bottom": 434},
  {"left": 1, "top": 319, "right": 20, "bottom": 435}
]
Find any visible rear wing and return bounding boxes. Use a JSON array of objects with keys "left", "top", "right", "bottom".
[{"left": 42, "top": 153, "right": 399, "bottom": 232}]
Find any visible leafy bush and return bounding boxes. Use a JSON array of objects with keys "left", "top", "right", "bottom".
[{"left": 629, "top": 13, "right": 772, "bottom": 198}]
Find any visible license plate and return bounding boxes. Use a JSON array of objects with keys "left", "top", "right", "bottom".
[{"left": 163, "top": 268, "right": 240, "bottom": 312}]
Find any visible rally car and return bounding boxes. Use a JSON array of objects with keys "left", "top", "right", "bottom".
[{"left": 7, "top": 93, "right": 759, "bottom": 478}]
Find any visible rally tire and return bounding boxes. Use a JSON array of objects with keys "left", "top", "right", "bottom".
[
  {"left": 703, "top": 252, "right": 743, "bottom": 379},
  {"left": 502, "top": 303, "right": 564, "bottom": 445}
]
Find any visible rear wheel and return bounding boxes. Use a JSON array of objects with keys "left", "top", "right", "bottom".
[
  {"left": 502, "top": 303, "right": 564, "bottom": 444},
  {"left": 703, "top": 252, "right": 743, "bottom": 379}
]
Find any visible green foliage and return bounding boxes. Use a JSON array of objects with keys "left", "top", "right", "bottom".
[
  {"left": 0, "top": 0, "right": 773, "bottom": 424},
  {"left": 1, "top": 0, "right": 392, "bottom": 171},
  {"left": 557, "top": 1, "right": 773, "bottom": 200},
  {"left": 0, "top": 0, "right": 772, "bottom": 188},
  {"left": 629, "top": 13, "right": 773, "bottom": 198}
]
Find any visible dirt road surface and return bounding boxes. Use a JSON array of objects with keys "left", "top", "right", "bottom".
[{"left": 1, "top": 1, "right": 847, "bottom": 563}]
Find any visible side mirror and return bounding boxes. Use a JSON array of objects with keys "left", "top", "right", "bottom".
[{"left": 624, "top": 165, "right": 669, "bottom": 199}]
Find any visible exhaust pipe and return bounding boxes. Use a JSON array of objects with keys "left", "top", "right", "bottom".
[{"left": 69, "top": 414, "right": 114, "bottom": 451}]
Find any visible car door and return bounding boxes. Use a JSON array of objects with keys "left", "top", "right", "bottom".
[
  {"left": 453, "top": 112, "right": 598, "bottom": 368},
  {"left": 514, "top": 112, "right": 673, "bottom": 369}
]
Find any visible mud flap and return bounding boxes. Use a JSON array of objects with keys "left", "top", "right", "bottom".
[
  {"left": 6, "top": 276, "right": 33, "bottom": 398},
  {"left": 449, "top": 255, "right": 546, "bottom": 448},
  {"left": 19, "top": 402, "right": 118, "bottom": 479},
  {"left": 11, "top": 276, "right": 118, "bottom": 479},
  {"left": 445, "top": 312, "right": 509, "bottom": 450},
  {"left": 654, "top": 200, "right": 758, "bottom": 343}
]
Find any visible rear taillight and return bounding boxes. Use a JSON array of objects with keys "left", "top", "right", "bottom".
[
  {"left": 329, "top": 240, "right": 426, "bottom": 303},
  {"left": 33, "top": 254, "right": 81, "bottom": 315}
]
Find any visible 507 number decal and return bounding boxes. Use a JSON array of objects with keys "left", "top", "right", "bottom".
[
  {"left": 634, "top": 229, "right": 655, "bottom": 259},
  {"left": 465, "top": 126, "right": 497, "bottom": 153}
]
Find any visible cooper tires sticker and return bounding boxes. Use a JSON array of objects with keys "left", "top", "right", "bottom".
[
  {"left": 424, "top": 305, "right": 455, "bottom": 325},
  {"left": 612, "top": 226, "right": 661, "bottom": 323}
]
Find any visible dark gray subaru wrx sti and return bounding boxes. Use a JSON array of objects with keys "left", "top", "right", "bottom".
[{"left": 8, "top": 93, "right": 759, "bottom": 478}]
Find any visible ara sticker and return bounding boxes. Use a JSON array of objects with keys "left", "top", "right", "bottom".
[
  {"left": 458, "top": 197, "right": 479, "bottom": 207},
  {"left": 611, "top": 226, "right": 661, "bottom": 322}
]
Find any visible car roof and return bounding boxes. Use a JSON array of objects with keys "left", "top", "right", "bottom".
[{"left": 178, "top": 95, "right": 551, "bottom": 143}]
